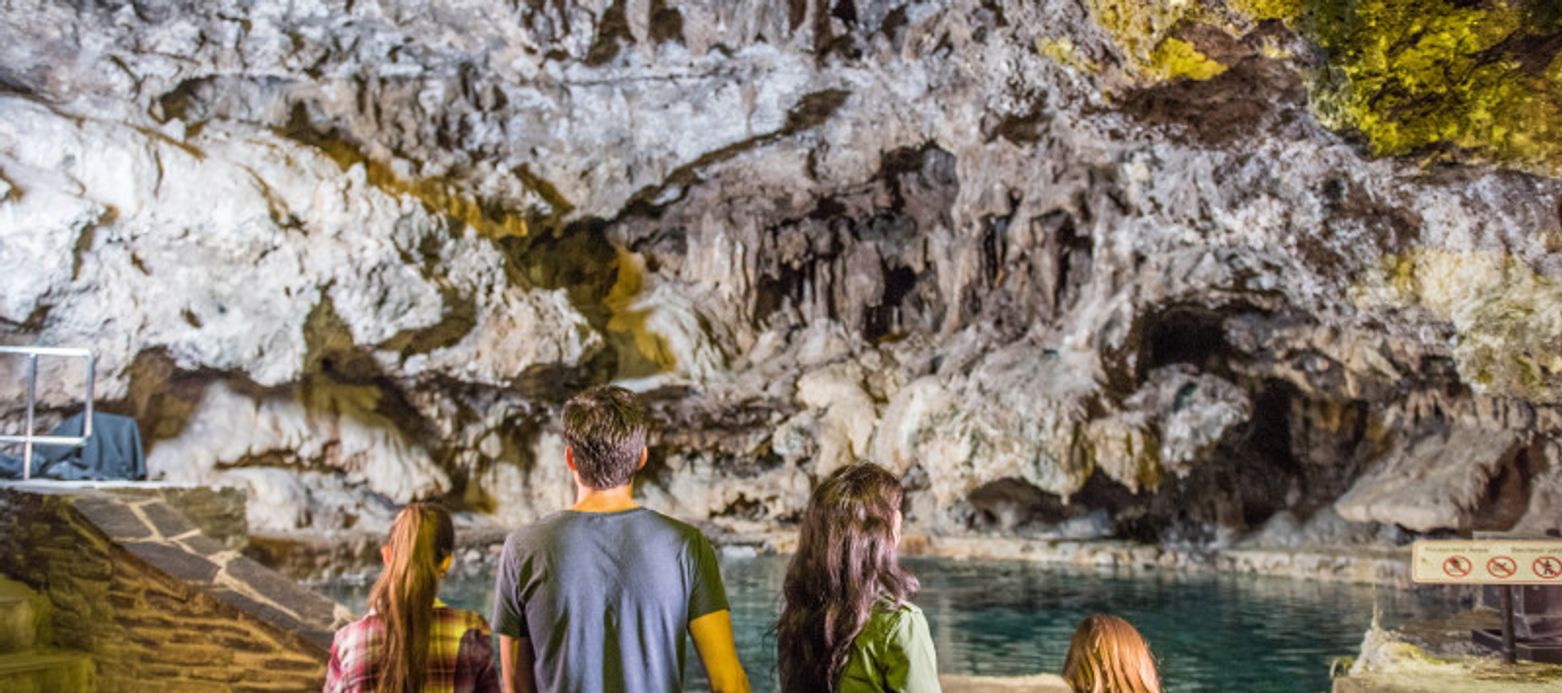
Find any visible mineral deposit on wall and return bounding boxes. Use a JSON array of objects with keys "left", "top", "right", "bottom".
[{"left": 2, "top": 0, "right": 1560, "bottom": 548}]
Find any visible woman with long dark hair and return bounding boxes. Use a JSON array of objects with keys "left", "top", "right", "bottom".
[
  {"left": 325, "top": 502, "right": 498, "bottom": 693},
  {"left": 776, "top": 463, "right": 941, "bottom": 693}
]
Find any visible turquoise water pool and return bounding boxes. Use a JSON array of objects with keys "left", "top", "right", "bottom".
[{"left": 317, "top": 555, "right": 1455, "bottom": 692}]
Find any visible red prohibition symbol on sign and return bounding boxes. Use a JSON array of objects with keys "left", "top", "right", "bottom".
[
  {"left": 1488, "top": 556, "right": 1518, "bottom": 579},
  {"left": 1443, "top": 556, "right": 1472, "bottom": 578},
  {"left": 1535, "top": 557, "right": 1562, "bottom": 580}
]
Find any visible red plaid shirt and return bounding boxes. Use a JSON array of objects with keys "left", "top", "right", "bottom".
[{"left": 324, "top": 600, "right": 498, "bottom": 693}]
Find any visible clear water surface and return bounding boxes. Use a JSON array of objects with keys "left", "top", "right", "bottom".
[{"left": 316, "top": 555, "right": 1456, "bottom": 693}]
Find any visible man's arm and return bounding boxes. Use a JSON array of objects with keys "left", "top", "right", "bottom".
[
  {"left": 498, "top": 635, "right": 537, "bottom": 693},
  {"left": 689, "top": 609, "right": 750, "bottom": 693}
]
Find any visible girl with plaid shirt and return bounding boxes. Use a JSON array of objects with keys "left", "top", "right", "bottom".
[{"left": 325, "top": 502, "right": 499, "bottom": 693}]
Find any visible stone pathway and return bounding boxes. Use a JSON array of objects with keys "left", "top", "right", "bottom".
[
  {"left": 0, "top": 482, "right": 352, "bottom": 690},
  {"left": 68, "top": 491, "right": 352, "bottom": 648}
]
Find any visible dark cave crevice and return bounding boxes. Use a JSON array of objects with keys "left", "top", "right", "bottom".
[
  {"left": 1136, "top": 304, "right": 1234, "bottom": 383},
  {"left": 582, "top": 0, "right": 631, "bottom": 67},
  {"left": 986, "top": 100, "right": 1049, "bottom": 144},
  {"left": 963, "top": 477, "right": 1086, "bottom": 533},
  {"left": 751, "top": 145, "right": 955, "bottom": 341},
  {"left": 1227, "top": 378, "right": 1304, "bottom": 527},
  {"left": 1287, "top": 396, "right": 1383, "bottom": 518},
  {"left": 980, "top": 212, "right": 1008, "bottom": 287},
  {"left": 788, "top": 0, "right": 807, "bottom": 32},
  {"left": 494, "top": 218, "right": 624, "bottom": 386},
  {"left": 648, "top": 0, "right": 684, "bottom": 45},
  {"left": 1067, "top": 378, "right": 1310, "bottom": 544},
  {"left": 509, "top": 362, "right": 606, "bottom": 403},
  {"left": 1470, "top": 439, "right": 1538, "bottom": 532},
  {"left": 753, "top": 253, "right": 811, "bottom": 327},
  {"left": 122, "top": 348, "right": 213, "bottom": 444},
  {"left": 831, "top": 0, "right": 857, "bottom": 25},
  {"left": 302, "top": 296, "right": 389, "bottom": 384},
  {"left": 1151, "top": 377, "right": 1300, "bottom": 540},
  {"left": 1118, "top": 54, "right": 1306, "bottom": 148},
  {"left": 497, "top": 218, "right": 618, "bottom": 318},
  {"left": 709, "top": 494, "right": 768, "bottom": 522},
  {"left": 862, "top": 264, "right": 919, "bottom": 342},
  {"left": 1051, "top": 210, "right": 1092, "bottom": 316},
  {"left": 878, "top": 143, "right": 958, "bottom": 209}
]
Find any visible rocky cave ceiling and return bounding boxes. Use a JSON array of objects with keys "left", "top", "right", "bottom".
[{"left": 1, "top": 0, "right": 1561, "bottom": 547}]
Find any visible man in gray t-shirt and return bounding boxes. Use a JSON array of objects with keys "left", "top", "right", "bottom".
[{"left": 492, "top": 386, "right": 749, "bottom": 693}]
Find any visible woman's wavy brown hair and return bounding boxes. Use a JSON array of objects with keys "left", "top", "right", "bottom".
[
  {"left": 367, "top": 501, "right": 455, "bottom": 693},
  {"left": 776, "top": 463, "right": 918, "bottom": 693},
  {"left": 1062, "top": 614, "right": 1162, "bottom": 693}
]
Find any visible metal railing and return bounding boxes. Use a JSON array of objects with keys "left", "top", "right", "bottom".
[{"left": 0, "top": 346, "right": 95, "bottom": 481}]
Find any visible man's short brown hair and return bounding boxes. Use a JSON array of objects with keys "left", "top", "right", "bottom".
[{"left": 561, "top": 385, "right": 648, "bottom": 489}]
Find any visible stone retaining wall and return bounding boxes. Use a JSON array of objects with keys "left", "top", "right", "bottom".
[
  {"left": 906, "top": 536, "right": 1415, "bottom": 587},
  {"left": 0, "top": 482, "right": 350, "bottom": 692},
  {"left": 716, "top": 531, "right": 1420, "bottom": 588}
]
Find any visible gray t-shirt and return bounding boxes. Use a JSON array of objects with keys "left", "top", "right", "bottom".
[{"left": 492, "top": 507, "right": 730, "bottom": 693}]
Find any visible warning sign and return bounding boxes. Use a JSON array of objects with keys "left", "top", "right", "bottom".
[
  {"left": 1413, "top": 540, "right": 1562, "bottom": 585},
  {"left": 1535, "top": 557, "right": 1562, "bottom": 580},
  {"left": 1442, "top": 556, "right": 1472, "bottom": 578},
  {"left": 1488, "top": 556, "right": 1518, "bottom": 579}
]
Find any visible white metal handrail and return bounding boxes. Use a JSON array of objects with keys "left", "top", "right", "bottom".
[{"left": 0, "top": 346, "right": 95, "bottom": 481}]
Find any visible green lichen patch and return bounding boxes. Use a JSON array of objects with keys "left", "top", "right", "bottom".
[
  {"left": 1362, "top": 250, "right": 1562, "bottom": 404},
  {"left": 1036, "top": 37, "right": 1099, "bottom": 74},
  {"left": 1306, "top": 0, "right": 1562, "bottom": 174}
]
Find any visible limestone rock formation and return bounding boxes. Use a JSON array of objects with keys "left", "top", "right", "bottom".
[{"left": 2, "top": 0, "right": 1560, "bottom": 548}]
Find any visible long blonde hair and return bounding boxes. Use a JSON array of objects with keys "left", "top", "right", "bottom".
[
  {"left": 1062, "top": 614, "right": 1162, "bottom": 693},
  {"left": 367, "top": 502, "right": 454, "bottom": 693}
]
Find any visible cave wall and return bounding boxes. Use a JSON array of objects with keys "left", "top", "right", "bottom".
[{"left": 2, "top": 0, "right": 1561, "bottom": 546}]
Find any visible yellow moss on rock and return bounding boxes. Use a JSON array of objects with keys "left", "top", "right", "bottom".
[
  {"left": 1228, "top": 0, "right": 1304, "bottom": 22},
  {"left": 1307, "top": 0, "right": 1562, "bottom": 174},
  {"left": 1075, "top": 0, "right": 1561, "bottom": 170},
  {"left": 287, "top": 123, "right": 532, "bottom": 240},
  {"left": 602, "top": 248, "right": 678, "bottom": 377},
  {"left": 1149, "top": 37, "right": 1228, "bottom": 80},
  {"left": 1085, "top": 0, "right": 1195, "bottom": 63},
  {"left": 1084, "top": 0, "right": 1224, "bottom": 82}
]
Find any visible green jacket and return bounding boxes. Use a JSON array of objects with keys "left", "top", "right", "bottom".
[{"left": 837, "top": 601, "right": 942, "bottom": 693}]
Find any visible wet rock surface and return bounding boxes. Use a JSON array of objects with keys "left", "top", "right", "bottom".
[
  {"left": 1, "top": 0, "right": 1560, "bottom": 555},
  {"left": 1337, "top": 612, "right": 1562, "bottom": 693}
]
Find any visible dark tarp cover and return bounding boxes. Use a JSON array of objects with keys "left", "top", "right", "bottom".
[{"left": 0, "top": 412, "right": 146, "bottom": 481}]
